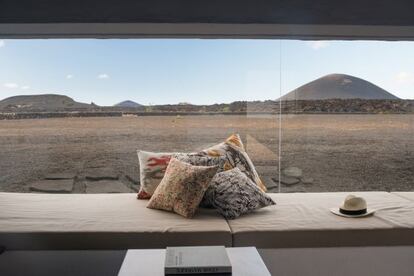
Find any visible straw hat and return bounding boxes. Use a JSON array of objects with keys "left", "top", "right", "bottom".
[{"left": 330, "top": 194, "right": 375, "bottom": 218}]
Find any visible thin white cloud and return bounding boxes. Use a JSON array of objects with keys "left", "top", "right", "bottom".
[
  {"left": 3, "top": 83, "right": 18, "bottom": 88},
  {"left": 97, "top": 73, "right": 109, "bottom": 79},
  {"left": 306, "top": 41, "right": 330, "bottom": 50},
  {"left": 66, "top": 74, "right": 73, "bottom": 79},
  {"left": 395, "top": 71, "right": 414, "bottom": 85},
  {"left": 0, "top": 40, "right": 4, "bottom": 48},
  {"left": 3, "top": 83, "right": 31, "bottom": 90}
]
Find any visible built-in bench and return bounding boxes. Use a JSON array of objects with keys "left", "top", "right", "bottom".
[
  {"left": 0, "top": 193, "right": 231, "bottom": 250},
  {"left": 392, "top": 192, "right": 414, "bottom": 202},
  {"left": 229, "top": 192, "right": 414, "bottom": 248},
  {"left": 1, "top": 192, "right": 414, "bottom": 250}
]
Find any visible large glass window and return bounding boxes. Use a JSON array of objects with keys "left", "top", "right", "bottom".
[{"left": 0, "top": 39, "right": 412, "bottom": 194}]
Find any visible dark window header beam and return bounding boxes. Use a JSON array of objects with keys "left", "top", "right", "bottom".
[
  {"left": 1, "top": 0, "right": 414, "bottom": 40},
  {"left": 1, "top": 23, "right": 414, "bottom": 40}
]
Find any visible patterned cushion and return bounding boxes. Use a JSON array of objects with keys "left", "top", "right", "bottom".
[
  {"left": 137, "top": 151, "right": 172, "bottom": 199},
  {"left": 147, "top": 158, "right": 218, "bottom": 218},
  {"left": 203, "top": 134, "right": 267, "bottom": 192},
  {"left": 137, "top": 151, "right": 227, "bottom": 199},
  {"left": 136, "top": 133, "right": 265, "bottom": 199},
  {"left": 173, "top": 153, "right": 230, "bottom": 171},
  {"left": 205, "top": 168, "right": 275, "bottom": 220}
]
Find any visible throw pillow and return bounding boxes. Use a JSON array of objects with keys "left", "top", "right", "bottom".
[
  {"left": 137, "top": 151, "right": 228, "bottom": 199},
  {"left": 137, "top": 133, "right": 266, "bottom": 199},
  {"left": 147, "top": 158, "right": 218, "bottom": 218},
  {"left": 173, "top": 152, "right": 230, "bottom": 171},
  {"left": 205, "top": 167, "right": 275, "bottom": 219},
  {"left": 137, "top": 151, "right": 173, "bottom": 199},
  {"left": 203, "top": 134, "right": 267, "bottom": 192}
]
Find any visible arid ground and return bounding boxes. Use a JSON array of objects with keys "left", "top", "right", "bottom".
[{"left": 0, "top": 114, "right": 413, "bottom": 193}]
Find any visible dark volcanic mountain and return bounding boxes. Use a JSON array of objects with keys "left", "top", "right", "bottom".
[
  {"left": 0, "top": 94, "right": 92, "bottom": 112},
  {"left": 282, "top": 74, "right": 399, "bottom": 100},
  {"left": 114, "top": 100, "right": 142, "bottom": 108}
]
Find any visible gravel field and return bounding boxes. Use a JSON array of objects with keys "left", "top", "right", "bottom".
[{"left": 0, "top": 114, "right": 413, "bottom": 193}]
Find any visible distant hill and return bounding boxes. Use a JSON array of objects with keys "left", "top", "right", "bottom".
[
  {"left": 1, "top": 77, "right": 412, "bottom": 118},
  {"left": 114, "top": 100, "right": 142, "bottom": 108},
  {"left": 282, "top": 74, "right": 399, "bottom": 100},
  {"left": 0, "top": 94, "right": 92, "bottom": 112}
]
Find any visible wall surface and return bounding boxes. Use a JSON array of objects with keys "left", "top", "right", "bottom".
[
  {"left": 1, "top": 1, "right": 414, "bottom": 39},
  {"left": 0, "top": 0, "right": 413, "bottom": 25}
]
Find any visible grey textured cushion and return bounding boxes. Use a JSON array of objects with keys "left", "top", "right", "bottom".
[
  {"left": 173, "top": 152, "right": 229, "bottom": 171},
  {"left": 205, "top": 168, "right": 275, "bottom": 219},
  {"left": 174, "top": 153, "right": 231, "bottom": 209}
]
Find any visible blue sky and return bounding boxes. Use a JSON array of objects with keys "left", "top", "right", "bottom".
[{"left": 0, "top": 39, "right": 413, "bottom": 105}]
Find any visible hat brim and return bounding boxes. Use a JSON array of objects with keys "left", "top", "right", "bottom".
[{"left": 330, "top": 208, "right": 375, "bottom": 218}]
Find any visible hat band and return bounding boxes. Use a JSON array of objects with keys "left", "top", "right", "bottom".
[{"left": 339, "top": 208, "right": 367, "bottom": 215}]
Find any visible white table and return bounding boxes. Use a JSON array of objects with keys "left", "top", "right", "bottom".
[{"left": 118, "top": 247, "right": 271, "bottom": 276}]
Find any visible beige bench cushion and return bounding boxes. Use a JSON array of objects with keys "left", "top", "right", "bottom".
[
  {"left": 2, "top": 192, "right": 413, "bottom": 250},
  {"left": 392, "top": 192, "right": 414, "bottom": 202},
  {"left": 0, "top": 193, "right": 232, "bottom": 250},
  {"left": 228, "top": 192, "right": 414, "bottom": 248}
]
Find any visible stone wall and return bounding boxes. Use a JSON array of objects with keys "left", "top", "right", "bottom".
[{"left": 1, "top": 99, "right": 413, "bottom": 120}]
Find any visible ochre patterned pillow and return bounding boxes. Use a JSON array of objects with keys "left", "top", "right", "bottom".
[
  {"left": 204, "top": 167, "right": 275, "bottom": 219},
  {"left": 147, "top": 158, "right": 218, "bottom": 218},
  {"left": 203, "top": 134, "right": 267, "bottom": 192}
]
